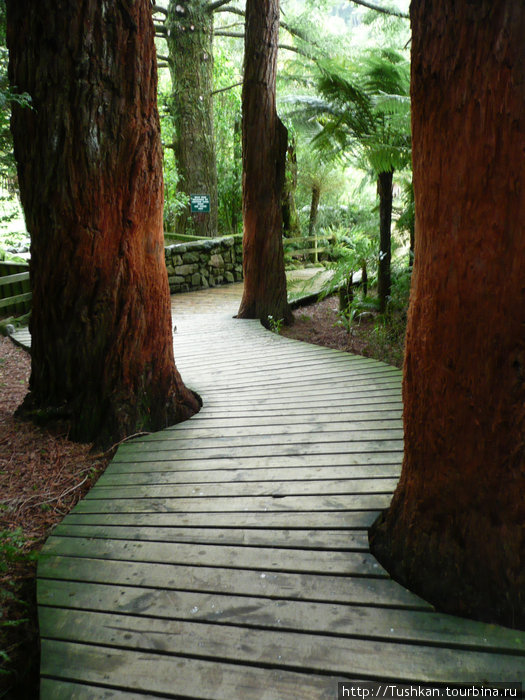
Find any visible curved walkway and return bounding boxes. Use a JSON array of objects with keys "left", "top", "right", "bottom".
[{"left": 34, "top": 280, "right": 524, "bottom": 697}]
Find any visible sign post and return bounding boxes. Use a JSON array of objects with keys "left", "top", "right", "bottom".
[{"left": 190, "top": 194, "right": 211, "bottom": 214}]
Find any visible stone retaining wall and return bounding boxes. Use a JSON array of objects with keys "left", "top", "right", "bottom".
[{"left": 165, "top": 234, "right": 243, "bottom": 294}]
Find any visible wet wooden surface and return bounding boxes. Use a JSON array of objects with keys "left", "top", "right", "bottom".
[{"left": 37, "top": 281, "right": 525, "bottom": 697}]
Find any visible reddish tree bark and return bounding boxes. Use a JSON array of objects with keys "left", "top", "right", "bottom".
[
  {"left": 7, "top": 0, "right": 200, "bottom": 447},
  {"left": 370, "top": 0, "right": 525, "bottom": 630},
  {"left": 237, "top": 0, "right": 292, "bottom": 326}
]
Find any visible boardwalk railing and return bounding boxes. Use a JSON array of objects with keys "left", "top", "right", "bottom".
[
  {"left": 0, "top": 261, "right": 31, "bottom": 316},
  {"left": 284, "top": 233, "right": 336, "bottom": 263}
]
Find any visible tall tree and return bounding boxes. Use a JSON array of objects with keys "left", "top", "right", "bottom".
[
  {"left": 370, "top": 0, "right": 525, "bottom": 630},
  {"left": 155, "top": 1, "right": 325, "bottom": 238},
  {"left": 237, "top": 0, "right": 292, "bottom": 326},
  {"left": 162, "top": 0, "right": 219, "bottom": 237},
  {"left": 7, "top": 0, "right": 200, "bottom": 447}
]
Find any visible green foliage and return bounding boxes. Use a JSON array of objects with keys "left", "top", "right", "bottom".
[
  {"left": 0, "top": 529, "right": 36, "bottom": 574},
  {"left": 267, "top": 315, "right": 284, "bottom": 335},
  {"left": 213, "top": 44, "right": 243, "bottom": 234},
  {"left": 0, "top": 1, "right": 31, "bottom": 184},
  {"left": 0, "top": 229, "right": 27, "bottom": 249},
  {"left": 395, "top": 176, "right": 415, "bottom": 255},
  {"left": 158, "top": 90, "right": 187, "bottom": 232},
  {"left": 0, "top": 248, "right": 26, "bottom": 263},
  {"left": 319, "top": 224, "right": 376, "bottom": 296},
  {"left": 360, "top": 4, "right": 411, "bottom": 48},
  {"left": 163, "top": 159, "right": 189, "bottom": 233},
  {"left": 0, "top": 0, "right": 32, "bottom": 245},
  {"left": 365, "top": 311, "right": 406, "bottom": 367},
  {"left": 328, "top": 253, "right": 411, "bottom": 367},
  {"left": 384, "top": 258, "right": 412, "bottom": 317},
  {"left": 313, "top": 49, "right": 411, "bottom": 175},
  {"left": 0, "top": 227, "right": 29, "bottom": 259},
  {"left": 0, "top": 528, "right": 37, "bottom": 681},
  {"left": 336, "top": 293, "right": 380, "bottom": 332}
]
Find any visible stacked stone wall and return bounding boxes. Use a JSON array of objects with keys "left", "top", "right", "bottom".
[{"left": 165, "top": 234, "right": 243, "bottom": 294}]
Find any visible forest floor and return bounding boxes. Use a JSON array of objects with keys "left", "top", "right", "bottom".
[
  {"left": 282, "top": 294, "right": 405, "bottom": 369},
  {"left": 0, "top": 339, "right": 112, "bottom": 698},
  {"left": 0, "top": 294, "right": 405, "bottom": 698}
]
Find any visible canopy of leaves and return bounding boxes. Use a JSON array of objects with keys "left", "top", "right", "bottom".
[{"left": 312, "top": 49, "right": 411, "bottom": 174}]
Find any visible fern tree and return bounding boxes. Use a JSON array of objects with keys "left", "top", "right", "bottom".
[{"left": 306, "top": 50, "right": 411, "bottom": 311}]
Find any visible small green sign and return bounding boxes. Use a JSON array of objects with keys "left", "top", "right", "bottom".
[{"left": 190, "top": 194, "right": 210, "bottom": 213}]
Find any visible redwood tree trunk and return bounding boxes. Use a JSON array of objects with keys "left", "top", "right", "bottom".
[
  {"left": 377, "top": 169, "right": 393, "bottom": 313},
  {"left": 237, "top": 0, "right": 292, "bottom": 326},
  {"left": 370, "top": 0, "right": 525, "bottom": 630},
  {"left": 7, "top": 0, "right": 200, "bottom": 447},
  {"left": 167, "top": 0, "right": 218, "bottom": 237}
]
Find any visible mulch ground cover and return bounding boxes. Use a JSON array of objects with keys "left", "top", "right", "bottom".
[{"left": 0, "top": 337, "right": 111, "bottom": 697}]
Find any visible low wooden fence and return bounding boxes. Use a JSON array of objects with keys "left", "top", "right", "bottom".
[
  {"left": 284, "top": 234, "right": 335, "bottom": 263},
  {"left": 0, "top": 261, "right": 31, "bottom": 316}
]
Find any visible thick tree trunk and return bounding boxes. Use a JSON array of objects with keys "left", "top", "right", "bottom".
[
  {"left": 237, "top": 0, "right": 292, "bottom": 326},
  {"left": 377, "top": 169, "right": 393, "bottom": 313},
  {"left": 370, "top": 0, "right": 525, "bottom": 630},
  {"left": 167, "top": 0, "right": 218, "bottom": 237},
  {"left": 7, "top": 0, "right": 200, "bottom": 448}
]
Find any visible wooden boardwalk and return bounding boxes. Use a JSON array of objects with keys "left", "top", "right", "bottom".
[{"left": 35, "top": 281, "right": 524, "bottom": 697}]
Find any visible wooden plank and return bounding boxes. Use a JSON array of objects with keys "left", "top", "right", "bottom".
[
  {"left": 114, "top": 439, "right": 404, "bottom": 460},
  {"left": 59, "top": 509, "right": 382, "bottom": 529},
  {"left": 135, "top": 410, "right": 402, "bottom": 430},
  {"left": 162, "top": 410, "right": 403, "bottom": 429},
  {"left": 181, "top": 404, "right": 403, "bottom": 418},
  {"left": 40, "top": 640, "right": 341, "bottom": 699},
  {"left": 38, "top": 555, "right": 427, "bottom": 608},
  {"left": 48, "top": 524, "right": 370, "bottom": 551},
  {"left": 289, "top": 247, "right": 330, "bottom": 255},
  {"left": 71, "top": 493, "right": 392, "bottom": 514},
  {"left": 197, "top": 372, "right": 401, "bottom": 389},
  {"left": 177, "top": 407, "right": 404, "bottom": 424},
  {"left": 109, "top": 451, "right": 403, "bottom": 469},
  {"left": 84, "top": 477, "right": 398, "bottom": 500},
  {"left": 41, "top": 536, "right": 388, "bottom": 576},
  {"left": 195, "top": 392, "right": 402, "bottom": 405},
  {"left": 0, "top": 290, "right": 32, "bottom": 308},
  {"left": 95, "top": 464, "right": 402, "bottom": 486},
  {"left": 188, "top": 356, "right": 398, "bottom": 374},
  {"left": 38, "top": 586, "right": 525, "bottom": 656},
  {"left": 38, "top": 621, "right": 525, "bottom": 690},
  {"left": 0, "top": 271, "right": 30, "bottom": 286},
  {"left": 176, "top": 349, "right": 388, "bottom": 373},
  {"left": 194, "top": 377, "right": 400, "bottom": 395},
  {"left": 198, "top": 392, "right": 402, "bottom": 407},
  {"left": 201, "top": 359, "right": 399, "bottom": 378},
  {"left": 130, "top": 428, "right": 404, "bottom": 447},
  {"left": 191, "top": 364, "right": 400, "bottom": 385},
  {"left": 40, "top": 679, "right": 148, "bottom": 699},
  {"left": 177, "top": 347, "right": 386, "bottom": 368}
]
